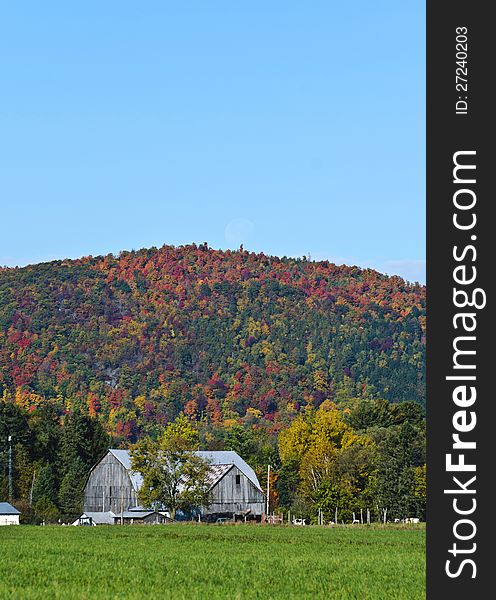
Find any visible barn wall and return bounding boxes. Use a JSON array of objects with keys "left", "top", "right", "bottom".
[
  {"left": 83, "top": 453, "right": 137, "bottom": 513},
  {"left": 206, "top": 465, "right": 264, "bottom": 516}
]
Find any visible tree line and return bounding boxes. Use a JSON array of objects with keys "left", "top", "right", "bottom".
[
  {"left": 0, "top": 400, "right": 108, "bottom": 523},
  {"left": 1, "top": 396, "right": 425, "bottom": 524}
]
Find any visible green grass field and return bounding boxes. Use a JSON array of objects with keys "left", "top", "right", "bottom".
[{"left": 0, "top": 524, "right": 425, "bottom": 600}]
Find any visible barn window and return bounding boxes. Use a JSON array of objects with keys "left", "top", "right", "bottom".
[{"left": 235, "top": 474, "right": 241, "bottom": 485}]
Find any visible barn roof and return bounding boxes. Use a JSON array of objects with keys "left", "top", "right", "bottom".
[
  {"left": 109, "top": 449, "right": 143, "bottom": 491},
  {"left": 79, "top": 511, "right": 115, "bottom": 525},
  {"left": 196, "top": 451, "right": 263, "bottom": 491},
  {"left": 0, "top": 502, "right": 20, "bottom": 515},
  {"left": 114, "top": 510, "right": 157, "bottom": 519},
  {"left": 107, "top": 449, "right": 262, "bottom": 492},
  {"left": 205, "top": 463, "right": 232, "bottom": 488}
]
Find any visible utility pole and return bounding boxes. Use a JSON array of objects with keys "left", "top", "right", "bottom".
[
  {"left": 266, "top": 464, "right": 271, "bottom": 518},
  {"left": 8, "top": 435, "right": 13, "bottom": 502}
]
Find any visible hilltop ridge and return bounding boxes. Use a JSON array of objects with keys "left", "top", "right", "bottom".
[{"left": 0, "top": 243, "right": 425, "bottom": 439}]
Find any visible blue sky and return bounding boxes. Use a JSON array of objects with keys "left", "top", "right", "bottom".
[{"left": 0, "top": 1, "right": 425, "bottom": 282}]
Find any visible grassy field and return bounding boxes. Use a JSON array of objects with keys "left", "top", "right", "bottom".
[{"left": 0, "top": 524, "right": 425, "bottom": 600}]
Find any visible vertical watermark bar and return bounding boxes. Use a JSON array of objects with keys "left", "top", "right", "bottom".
[{"left": 427, "top": 2, "right": 492, "bottom": 597}]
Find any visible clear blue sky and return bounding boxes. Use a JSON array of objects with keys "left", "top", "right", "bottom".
[{"left": 0, "top": 1, "right": 425, "bottom": 282}]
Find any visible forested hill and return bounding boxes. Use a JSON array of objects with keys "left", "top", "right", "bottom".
[{"left": 0, "top": 244, "right": 425, "bottom": 440}]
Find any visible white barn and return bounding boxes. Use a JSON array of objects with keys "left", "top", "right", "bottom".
[
  {"left": 0, "top": 502, "right": 20, "bottom": 525},
  {"left": 83, "top": 449, "right": 265, "bottom": 520}
]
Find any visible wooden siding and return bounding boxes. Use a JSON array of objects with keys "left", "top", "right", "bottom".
[
  {"left": 84, "top": 451, "right": 264, "bottom": 516},
  {"left": 83, "top": 453, "right": 137, "bottom": 513},
  {"left": 205, "top": 465, "right": 264, "bottom": 516}
]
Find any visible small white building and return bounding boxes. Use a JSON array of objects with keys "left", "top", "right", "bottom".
[{"left": 0, "top": 502, "right": 21, "bottom": 525}]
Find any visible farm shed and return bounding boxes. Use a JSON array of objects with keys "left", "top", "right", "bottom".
[
  {"left": 72, "top": 511, "right": 115, "bottom": 526},
  {"left": 73, "top": 509, "right": 168, "bottom": 526},
  {"left": 113, "top": 509, "right": 170, "bottom": 525},
  {"left": 0, "top": 502, "right": 20, "bottom": 525},
  {"left": 83, "top": 449, "right": 265, "bottom": 520}
]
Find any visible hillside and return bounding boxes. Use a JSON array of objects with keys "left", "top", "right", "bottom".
[{"left": 0, "top": 244, "right": 425, "bottom": 439}]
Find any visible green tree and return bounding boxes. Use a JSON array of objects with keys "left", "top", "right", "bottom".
[
  {"left": 30, "top": 405, "right": 61, "bottom": 464},
  {"left": 131, "top": 416, "right": 211, "bottom": 518},
  {"left": 373, "top": 422, "right": 425, "bottom": 519},
  {"left": 344, "top": 399, "right": 392, "bottom": 431},
  {"left": 34, "top": 496, "right": 59, "bottom": 523},
  {"left": 275, "top": 459, "right": 300, "bottom": 509},
  {"left": 56, "top": 410, "right": 109, "bottom": 515},
  {"left": 32, "top": 464, "right": 57, "bottom": 505},
  {"left": 59, "top": 410, "right": 109, "bottom": 471},
  {"left": 1, "top": 402, "right": 32, "bottom": 497},
  {"left": 13, "top": 443, "right": 34, "bottom": 501},
  {"left": 58, "top": 457, "right": 87, "bottom": 518},
  {"left": 0, "top": 401, "right": 31, "bottom": 448},
  {"left": 223, "top": 425, "right": 256, "bottom": 459}
]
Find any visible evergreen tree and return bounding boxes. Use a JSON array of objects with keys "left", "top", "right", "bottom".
[
  {"left": 32, "top": 464, "right": 57, "bottom": 505},
  {"left": 59, "top": 411, "right": 109, "bottom": 472},
  {"left": 58, "top": 457, "right": 87, "bottom": 518},
  {"left": 30, "top": 405, "right": 61, "bottom": 464},
  {"left": 373, "top": 421, "right": 425, "bottom": 519},
  {"left": 13, "top": 443, "right": 34, "bottom": 501}
]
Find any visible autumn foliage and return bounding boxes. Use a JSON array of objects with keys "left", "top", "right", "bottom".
[{"left": 0, "top": 243, "right": 425, "bottom": 440}]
